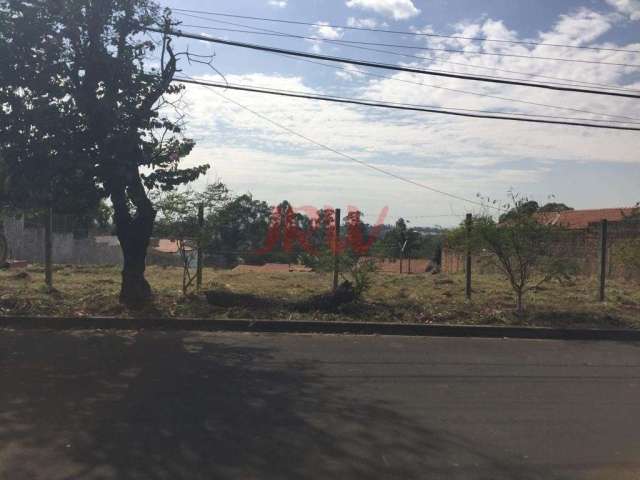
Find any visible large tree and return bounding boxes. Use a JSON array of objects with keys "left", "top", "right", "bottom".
[
  {"left": 208, "top": 194, "right": 273, "bottom": 263},
  {"left": 1, "top": 0, "right": 208, "bottom": 304},
  {"left": 0, "top": 1, "right": 99, "bottom": 214}
]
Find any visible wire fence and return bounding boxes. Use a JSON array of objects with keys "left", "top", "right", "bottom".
[{"left": 443, "top": 221, "right": 640, "bottom": 280}]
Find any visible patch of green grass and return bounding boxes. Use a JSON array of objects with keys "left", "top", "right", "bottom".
[{"left": 0, "top": 265, "right": 639, "bottom": 329}]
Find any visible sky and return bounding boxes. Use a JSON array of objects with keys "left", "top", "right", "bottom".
[{"left": 156, "top": 0, "right": 640, "bottom": 227}]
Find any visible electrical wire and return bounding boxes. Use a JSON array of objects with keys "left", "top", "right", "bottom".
[
  {"left": 269, "top": 53, "right": 640, "bottom": 123},
  {"left": 149, "top": 27, "right": 640, "bottom": 99},
  {"left": 175, "top": 12, "right": 640, "bottom": 94},
  {"left": 175, "top": 77, "right": 640, "bottom": 130},
  {"left": 170, "top": 8, "right": 640, "bottom": 55},
  {"left": 174, "top": 21, "right": 640, "bottom": 69},
  {"left": 179, "top": 75, "right": 504, "bottom": 211},
  {"left": 173, "top": 14, "right": 640, "bottom": 122}
]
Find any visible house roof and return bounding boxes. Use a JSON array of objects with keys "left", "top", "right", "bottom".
[
  {"left": 536, "top": 208, "right": 637, "bottom": 230},
  {"left": 153, "top": 239, "right": 194, "bottom": 254}
]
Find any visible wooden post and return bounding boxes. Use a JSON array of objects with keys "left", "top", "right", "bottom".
[
  {"left": 333, "top": 208, "right": 341, "bottom": 292},
  {"left": 44, "top": 207, "right": 53, "bottom": 290},
  {"left": 598, "top": 219, "right": 608, "bottom": 302},
  {"left": 465, "top": 213, "right": 472, "bottom": 301},
  {"left": 196, "top": 204, "right": 204, "bottom": 291}
]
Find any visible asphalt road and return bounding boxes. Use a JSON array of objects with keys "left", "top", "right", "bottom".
[{"left": 1, "top": 330, "right": 639, "bottom": 480}]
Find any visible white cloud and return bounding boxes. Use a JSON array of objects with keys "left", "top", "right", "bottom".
[
  {"left": 306, "top": 21, "right": 343, "bottom": 53},
  {"left": 347, "top": 17, "right": 379, "bottom": 28},
  {"left": 539, "top": 8, "right": 614, "bottom": 46},
  {"left": 335, "top": 64, "right": 366, "bottom": 80},
  {"left": 605, "top": 0, "right": 640, "bottom": 20},
  {"left": 267, "top": 0, "right": 287, "bottom": 7},
  {"left": 311, "top": 21, "right": 344, "bottom": 40},
  {"left": 173, "top": 8, "right": 640, "bottom": 224},
  {"left": 345, "top": 0, "right": 420, "bottom": 20}
]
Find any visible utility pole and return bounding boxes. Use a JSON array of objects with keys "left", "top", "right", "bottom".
[
  {"left": 45, "top": 154, "right": 54, "bottom": 291},
  {"left": 465, "top": 213, "right": 472, "bottom": 301},
  {"left": 333, "top": 208, "right": 341, "bottom": 292},
  {"left": 44, "top": 207, "right": 53, "bottom": 290},
  {"left": 196, "top": 203, "right": 204, "bottom": 291},
  {"left": 598, "top": 219, "right": 608, "bottom": 302}
]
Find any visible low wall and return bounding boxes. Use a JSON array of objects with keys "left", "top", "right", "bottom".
[
  {"left": 4, "top": 217, "right": 123, "bottom": 265},
  {"left": 3, "top": 217, "right": 182, "bottom": 267}
]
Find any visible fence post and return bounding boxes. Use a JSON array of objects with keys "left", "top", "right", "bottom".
[
  {"left": 44, "top": 207, "right": 53, "bottom": 290},
  {"left": 333, "top": 208, "right": 341, "bottom": 292},
  {"left": 196, "top": 203, "right": 204, "bottom": 291},
  {"left": 598, "top": 218, "right": 608, "bottom": 302},
  {"left": 465, "top": 213, "right": 472, "bottom": 301}
]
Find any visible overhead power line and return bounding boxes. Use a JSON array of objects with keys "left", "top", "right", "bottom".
[
  {"left": 174, "top": 77, "right": 640, "bottom": 131},
  {"left": 175, "top": 13, "right": 639, "bottom": 93},
  {"left": 175, "top": 13, "right": 640, "bottom": 121},
  {"left": 149, "top": 27, "right": 640, "bottom": 99},
  {"left": 176, "top": 76, "right": 630, "bottom": 122},
  {"left": 171, "top": 8, "right": 640, "bottom": 55},
  {"left": 174, "top": 22, "right": 640, "bottom": 69},
  {"left": 272, "top": 54, "right": 640, "bottom": 123},
  {"left": 184, "top": 78, "right": 502, "bottom": 211}
]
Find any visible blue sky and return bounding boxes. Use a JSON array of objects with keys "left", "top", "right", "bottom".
[{"left": 156, "top": 0, "right": 640, "bottom": 226}]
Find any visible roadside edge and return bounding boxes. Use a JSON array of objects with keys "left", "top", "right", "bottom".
[{"left": 1, "top": 316, "right": 640, "bottom": 341}]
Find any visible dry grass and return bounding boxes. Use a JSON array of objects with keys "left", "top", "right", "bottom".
[{"left": 1, "top": 264, "right": 639, "bottom": 329}]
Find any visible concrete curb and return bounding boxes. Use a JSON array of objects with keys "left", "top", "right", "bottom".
[{"left": 1, "top": 316, "right": 640, "bottom": 341}]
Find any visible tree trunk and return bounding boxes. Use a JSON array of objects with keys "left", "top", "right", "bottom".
[
  {"left": 117, "top": 216, "right": 153, "bottom": 305},
  {"left": 111, "top": 181, "right": 156, "bottom": 307}
]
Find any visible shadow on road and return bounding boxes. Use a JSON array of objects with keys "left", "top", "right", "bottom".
[{"left": 0, "top": 330, "right": 561, "bottom": 479}]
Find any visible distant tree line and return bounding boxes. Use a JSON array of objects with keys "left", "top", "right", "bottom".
[{"left": 148, "top": 183, "right": 445, "bottom": 269}]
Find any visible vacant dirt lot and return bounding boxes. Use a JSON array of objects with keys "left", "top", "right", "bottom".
[{"left": 0, "top": 264, "right": 639, "bottom": 329}]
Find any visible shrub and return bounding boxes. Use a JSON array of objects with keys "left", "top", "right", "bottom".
[
  {"left": 314, "top": 248, "right": 378, "bottom": 299},
  {"left": 612, "top": 238, "right": 640, "bottom": 280},
  {"left": 447, "top": 195, "right": 574, "bottom": 314}
]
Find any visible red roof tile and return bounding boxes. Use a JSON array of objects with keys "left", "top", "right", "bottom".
[
  {"left": 536, "top": 208, "right": 637, "bottom": 230},
  {"left": 153, "top": 239, "right": 194, "bottom": 254}
]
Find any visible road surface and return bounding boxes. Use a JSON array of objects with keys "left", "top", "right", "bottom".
[{"left": 1, "top": 329, "right": 639, "bottom": 479}]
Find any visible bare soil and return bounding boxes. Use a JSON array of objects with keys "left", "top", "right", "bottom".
[{"left": 1, "top": 264, "right": 639, "bottom": 329}]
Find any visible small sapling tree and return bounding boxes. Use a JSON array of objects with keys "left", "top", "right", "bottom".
[
  {"left": 153, "top": 182, "right": 229, "bottom": 294},
  {"left": 449, "top": 193, "right": 573, "bottom": 314}
]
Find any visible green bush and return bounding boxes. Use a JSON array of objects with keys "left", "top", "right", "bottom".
[
  {"left": 613, "top": 239, "right": 640, "bottom": 280},
  {"left": 446, "top": 196, "right": 574, "bottom": 313},
  {"left": 313, "top": 248, "right": 378, "bottom": 299}
]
